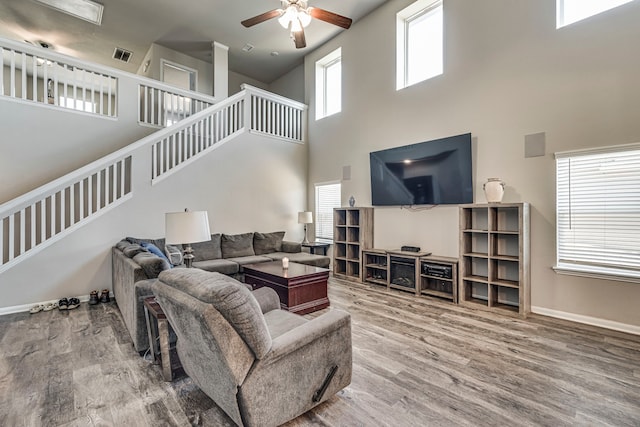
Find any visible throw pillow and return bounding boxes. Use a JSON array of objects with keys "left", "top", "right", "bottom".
[
  {"left": 191, "top": 234, "right": 222, "bottom": 261},
  {"left": 133, "top": 252, "right": 171, "bottom": 279},
  {"left": 164, "top": 244, "right": 183, "bottom": 266},
  {"left": 141, "top": 242, "right": 172, "bottom": 266},
  {"left": 253, "top": 231, "right": 285, "bottom": 255},
  {"left": 221, "top": 232, "right": 255, "bottom": 259}
]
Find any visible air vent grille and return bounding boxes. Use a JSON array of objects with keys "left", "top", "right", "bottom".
[{"left": 113, "top": 47, "right": 132, "bottom": 63}]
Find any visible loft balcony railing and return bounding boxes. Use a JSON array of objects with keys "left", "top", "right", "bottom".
[{"left": 0, "top": 36, "right": 216, "bottom": 124}]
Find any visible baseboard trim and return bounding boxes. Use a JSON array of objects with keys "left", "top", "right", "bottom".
[
  {"left": 0, "top": 292, "right": 112, "bottom": 316},
  {"left": 532, "top": 306, "right": 640, "bottom": 336}
]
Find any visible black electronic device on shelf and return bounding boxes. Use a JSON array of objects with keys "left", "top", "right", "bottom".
[
  {"left": 422, "top": 263, "right": 453, "bottom": 279},
  {"left": 401, "top": 245, "right": 421, "bottom": 252}
]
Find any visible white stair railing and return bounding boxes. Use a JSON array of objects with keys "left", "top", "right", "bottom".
[
  {"left": 245, "top": 84, "right": 306, "bottom": 143},
  {"left": 0, "top": 85, "right": 307, "bottom": 274},
  {"left": 139, "top": 84, "right": 215, "bottom": 128},
  {"left": 0, "top": 154, "right": 132, "bottom": 273}
]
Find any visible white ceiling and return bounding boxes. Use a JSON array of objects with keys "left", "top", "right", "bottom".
[{"left": 0, "top": 0, "right": 389, "bottom": 83}]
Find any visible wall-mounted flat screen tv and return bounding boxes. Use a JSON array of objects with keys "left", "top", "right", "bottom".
[{"left": 370, "top": 133, "right": 473, "bottom": 206}]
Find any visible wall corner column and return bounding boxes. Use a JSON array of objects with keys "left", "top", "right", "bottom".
[{"left": 212, "top": 41, "right": 229, "bottom": 100}]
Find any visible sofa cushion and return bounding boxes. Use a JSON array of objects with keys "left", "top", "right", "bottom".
[
  {"left": 158, "top": 268, "right": 272, "bottom": 359},
  {"left": 253, "top": 231, "right": 285, "bottom": 255},
  {"left": 193, "top": 259, "right": 240, "bottom": 275},
  {"left": 122, "top": 243, "right": 148, "bottom": 258},
  {"left": 266, "top": 252, "right": 330, "bottom": 268},
  {"left": 133, "top": 252, "right": 171, "bottom": 279},
  {"left": 115, "top": 240, "right": 130, "bottom": 251},
  {"left": 191, "top": 234, "right": 222, "bottom": 261},
  {"left": 221, "top": 233, "right": 255, "bottom": 259},
  {"left": 227, "top": 256, "right": 274, "bottom": 272}
]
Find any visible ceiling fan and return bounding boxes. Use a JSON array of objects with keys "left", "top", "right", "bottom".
[{"left": 241, "top": 0, "right": 352, "bottom": 49}]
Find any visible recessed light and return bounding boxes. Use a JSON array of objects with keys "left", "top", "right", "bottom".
[{"left": 32, "top": 0, "right": 104, "bottom": 25}]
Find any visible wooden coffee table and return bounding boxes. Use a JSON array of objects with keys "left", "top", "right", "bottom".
[{"left": 243, "top": 261, "right": 330, "bottom": 314}]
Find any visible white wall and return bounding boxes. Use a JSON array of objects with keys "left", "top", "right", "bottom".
[
  {"left": 228, "top": 70, "right": 269, "bottom": 95},
  {"left": 304, "top": 0, "right": 640, "bottom": 328},
  {"left": 269, "top": 63, "right": 305, "bottom": 103},
  {"left": 0, "top": 132, "right": 307, "bottom": 308}
]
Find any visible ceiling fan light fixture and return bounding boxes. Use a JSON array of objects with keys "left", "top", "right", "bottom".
[
  {"left": 278, "top": 5, "right": 297, "bottom": 28},
  {"left": 299, "top": 10, "right": 312, "bottom": 27},
  {"left": 290, "top": 18, "right": 303, "bottom": 32}
]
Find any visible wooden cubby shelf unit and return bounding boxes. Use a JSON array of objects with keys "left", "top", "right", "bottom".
[
  {"left": 333, "top": 207, "right": 374, "bottom": 282},
  {"left": 459, "top": 203, "right": 530, "bottom": 316}
]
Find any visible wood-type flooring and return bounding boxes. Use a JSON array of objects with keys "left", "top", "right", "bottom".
[{"left": 1, "top": 277, "right": 639, "bottom": 426}]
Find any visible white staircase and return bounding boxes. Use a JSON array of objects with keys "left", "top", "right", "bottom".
[{"left": 0, "top": 37, "right": 307, "bottom": 283}]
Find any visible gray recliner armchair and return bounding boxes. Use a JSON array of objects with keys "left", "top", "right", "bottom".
[{"left": 152, "top": 268, "right": 352, "bottom": 427}]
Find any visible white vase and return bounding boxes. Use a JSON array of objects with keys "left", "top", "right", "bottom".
[{"left": 483, "top": 178, "right": 505, "bottom": 203}]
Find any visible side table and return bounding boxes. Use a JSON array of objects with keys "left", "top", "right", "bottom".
[
  {"left": 301, "top": 241, "right": 330, "bottom": 256},
  {"left": 143, "top": 296, "right": 181, "bottom": 381}
]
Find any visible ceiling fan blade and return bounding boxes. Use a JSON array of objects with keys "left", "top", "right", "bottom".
[
  {"left": 293, "top": 28, "right": 306, "bottom": 49},
  {"left": 309, "top": 7, "right": 352, "bottom": 29},
  {"left": 241, "top": 9, "right": 282, "bottom": 27}
]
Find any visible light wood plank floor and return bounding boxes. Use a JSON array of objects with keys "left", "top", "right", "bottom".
[{"left": 1, "top": 277, "right": 639, "bottom": 426}]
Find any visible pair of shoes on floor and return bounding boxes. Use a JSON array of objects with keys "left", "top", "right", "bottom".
[
  {"left": 89, "top": 289, "right": 111, "bottom": 305},
  {"left": 30, "top": 302, "right": 59, "bottom": 313},
  {"left": 58, "top": 297, "right": 80, "bottom": 310}
]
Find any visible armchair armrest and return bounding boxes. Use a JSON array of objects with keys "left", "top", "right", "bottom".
[
  {"left": 282, "top": 241, "right": 302, "bottom": 253},
  {"left": 260, "top": 309, "right": 351, "bottom": 365},
  {"left": 251, "top": 287, "right": 281, "bottom": 314}
]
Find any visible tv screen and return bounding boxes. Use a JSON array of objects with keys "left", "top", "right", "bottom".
[{"left": 370, "top": 133, "right": 473, "bottom": 206}]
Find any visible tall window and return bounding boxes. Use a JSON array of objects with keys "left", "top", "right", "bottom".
[
  {"left": 557, "top": 0, "right": 633, "bottom": 28},
  {"left": 315, "top": 182, "right": 341, "bottom": 240},
  {"left": 555, "top": 144, "right": 640, "bottom": 281},
  {"left": 315, "top": 48, "right": 342, "bottom": 120},
  {"left": 396, "top": 0, "right": 443, "bottom": 90}
]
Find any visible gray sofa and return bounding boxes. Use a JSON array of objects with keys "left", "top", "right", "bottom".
[
  {"left": 152, "top": 268, "right": 352, "bottom": 427},
  {"left": 112, "top": 231, "right": 330, "bottom": 353}
]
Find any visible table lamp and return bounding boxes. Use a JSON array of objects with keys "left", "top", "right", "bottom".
[
  {"left": 298, "top": 211, "right": 313, "bottom": 244},
  {"left": 165, "top": 209, "right": 211, "bottom": 268}
]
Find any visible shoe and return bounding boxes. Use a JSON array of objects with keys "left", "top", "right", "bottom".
[
  {"left": 30, "top": 304, "right": 44, "bottom": 314},
  {"left": 89, "top": 290, "right": 99, "bottom": 305},
  {"left": 67, "top": 298, "right": 80, "bottom": 310},
  {"left": 100, "top": 289, "right": 110, "bottom": 303},
  {"left": 58, "top": 298, "right": 68, "bottom": 310},
  {"left": 43, "top": 302, "right": 58, "bottom": 311}
]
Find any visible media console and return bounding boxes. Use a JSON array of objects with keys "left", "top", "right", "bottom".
[{"left": 362, "top": 249, "right": 459, "bottom": 303}]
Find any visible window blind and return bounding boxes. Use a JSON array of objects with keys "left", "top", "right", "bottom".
[
  {"left": 555, "top": 144, "right": 640, "bottom": 279},
  {"left": 315, "top": 183, "right": 341, "bottom": 240}
]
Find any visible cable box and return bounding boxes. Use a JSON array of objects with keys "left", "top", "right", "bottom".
[
  {"left": 422, "top": 263, "right": 453, "bottom": 279},
  {"left": 401, "top": 245, "right": 421, "bottom": 252}
]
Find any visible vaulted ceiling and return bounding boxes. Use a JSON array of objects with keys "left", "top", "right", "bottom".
[{"left": 0, "top": 0, "right": 388, "bottom": 83}]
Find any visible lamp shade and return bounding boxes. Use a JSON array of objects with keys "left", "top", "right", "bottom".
[
  {"left": 165, "top": 210, "right": 211, "bottom": 245},
  {"left": 298, "top": 211, "right": 313, "bottom": 224}
]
